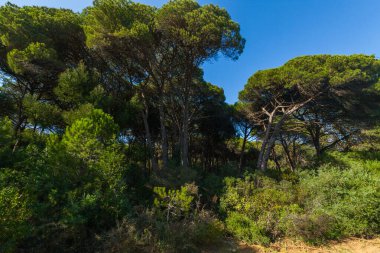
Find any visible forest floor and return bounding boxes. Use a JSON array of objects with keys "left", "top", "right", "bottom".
[{"left": 203, "top": 237, "right": 380, "bottom": 253}]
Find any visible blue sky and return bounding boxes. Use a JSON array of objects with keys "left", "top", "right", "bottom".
[{"left": 1, "top": 0, "right": 380, "bottom": 103}]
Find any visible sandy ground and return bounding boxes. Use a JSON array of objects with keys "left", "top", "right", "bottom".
[{"left": 203, "top": 237, "right": 380, "bottom": 253}]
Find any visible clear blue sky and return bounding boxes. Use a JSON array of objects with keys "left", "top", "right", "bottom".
[{"left": 1, "top": 0, "right": 380, "bottom": 103}]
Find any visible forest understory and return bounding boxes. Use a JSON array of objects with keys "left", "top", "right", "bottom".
[{"left": 0, "top": 0, "right": 379, "bottom": 252}]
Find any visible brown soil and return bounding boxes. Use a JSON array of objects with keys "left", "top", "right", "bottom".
[{"left": 202, "top": 237, "right": 380, "bottom": 253}]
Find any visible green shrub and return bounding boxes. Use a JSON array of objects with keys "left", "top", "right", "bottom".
[
  {"left": 286, "top": 212, "right": 339, "bottom": 244},
  {"left": 225, "top": 212, "right": 270, "bottom": 245},
  {"left": 220, "top": 151, "right": 380, "bottom": 244},
  {"left": 299, "top": 163, "right": 380, "bottom": 238},
  {"left": 0, "top": 186, "right": 32, "bottom": 253},
  {"left": 220, "top": 174, "right": 300, "bottom": 243},
  {"left": 153, "top": 183, "right": 197, "bottom": 222},
  {"left": 0, "top": 110, "right": 132, "bottom": 252},
  {"left": 199, "top": 173, "right": 224, "bottom": 200},
  {"left": 100, "top": 205, "right": 224, "bottom": 252},
  {"left": 191, "top": 211, "right": 225, "bottom": 246},
  {"left": 151, "top": 165, "right": 199, "bottom": 189},
  {"left": 0, "top": 117, "right": 14, "bottom": 167}
]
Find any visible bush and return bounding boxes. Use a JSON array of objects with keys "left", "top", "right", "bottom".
[
  {"left": 225, "top": 212, "right": 270, "bottom": 245},
  {"left": 153, "top": 184, "right": 196, "bottom": 222},
  {"left": 0, "top": 110, "right": 132, "bottom": 252},
  {"left": 219, "top": 156, "right": 380, "bottom": 245},
  {"left": 151, "top": 166, "right": 199, "bottom": 189},
  {"left": 0, "top": 186, "right": 32, "bottom": 253},
  {"left": 0, "top": 117, "right": 14, "bottom": 167},
  {"left": 220, "top": 174, "right": 301, "bottom": 243},
  {"left": 299, "top": 162, "right": 380, "bottom": 238},
  {"left": 286, "top": 212, "right": 339, "bottom": 244},
  {"left": 98, "top": 218, "right": 151, "bottom": 253},
  {"left": 191, "top": 211, "right": 225, "bottom": 246},
  {"left": 100, "top": 201, "right": 224, "bottom": 252}
]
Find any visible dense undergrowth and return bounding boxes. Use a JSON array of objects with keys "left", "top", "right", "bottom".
[
  {"left": 1, "top": 113, "right": 380, "bottom": 253},
  {"left": 1, "top": 98, "right": 379, "bottom": 253},
  {"left": 1, "top": 1, "right": 380, "bottom": 252},
  {"left": 222, "top": 153, "right": 380, "bottom": 246},
  {"left": 2, "top": 121, "right": 379, "bottom": 253},
  {"left": 99, "top": 150, "right": 380, "bottom": 252},
  {"left": 101, "top": 151, "right": 380, "bottom": 253}
]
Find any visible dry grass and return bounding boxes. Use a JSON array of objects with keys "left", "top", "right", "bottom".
[
  {"left": 202, "top": 237, "right": 380, "bottom": 253},
  {"left": 266, "top": 237, "right": 380, "bottom": 253}
]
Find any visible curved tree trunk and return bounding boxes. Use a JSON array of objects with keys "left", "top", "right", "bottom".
[
  {"left": 259, "top": 115, "right": 287, "bottom": 171},
  {"left": 257, "top": 110, "right": 275, "bottom": 170}
]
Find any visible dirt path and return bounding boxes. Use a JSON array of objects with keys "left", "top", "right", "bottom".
[{"left": 203, "top": 237, "right": 380, "bottom": 253}]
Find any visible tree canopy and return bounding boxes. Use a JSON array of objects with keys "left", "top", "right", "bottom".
[{"left": 240, "top": 54, "right": 380, "bottom": 170}]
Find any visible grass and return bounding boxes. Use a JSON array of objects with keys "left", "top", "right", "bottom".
[{"left": 201, "top": 237, "right": 380, "bottom": 253}]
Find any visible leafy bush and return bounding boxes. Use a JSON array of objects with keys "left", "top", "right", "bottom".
[
  {"left": 298, "top": 161, "right": 380, "bottom": 238},
  {"left": 225, "top": 212, "right": 270, "bottom": 245},
  {"left": 0, "top": 186, "right": 32, "bottom": 253},
  {"left": 220, "top": 174, "right": 300, "bottom": 243},
  {"left": 151, "top": 165, "right": 199, "bottom": 189},
  {"left": 100, "top": 186, "right": 224, "bottom": 253},
  {"left": 219, "top": 154, "right": 380, "bottom": 245},
  {"left": 286, "top": 212, "right": 339, "bottom": 244},
  {"left": 0, "top": 110, "right": 132, "bottom": 252},
  {"left": 0, "top": 117, "right": 14, "bottom": 167},
  {"left": 153, "top": 184, "right": 196, "bottom": 222},
  {"left": 191, "top": 214, "right": 224, "bottom": 246}
]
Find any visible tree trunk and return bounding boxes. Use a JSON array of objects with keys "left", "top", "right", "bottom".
[
  {"left": 158, "top": 104, "right": 169, "bottom": 169},
  {"left": 259, "top": 115, "right": 287, "bottom": 171},
  {"left": 257, "top": 111, "right": 275, "bottom": 170},
  {"left": 292, "top": 138, "right": 298, "bottom": 166},
  {"left": 272, "top": 148, "right": 281, "bottom": 171},
  {"left": 142, "top": 110, "right": 158, "bottom": 171},
  {"left": 309, "top": 125, "right": 322, "bottom": 157},
  {"left": 239, "top": 126, "right": 249, "bottom": 173},
  {"left": 257, "top": 124, "right": 271, "bottom": 170},
  {"left": 280, "top": 135, "right": 295, "bottom": 171},
  {"left": 181, "top": 99, "right": 190, "bottom": 168}
]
